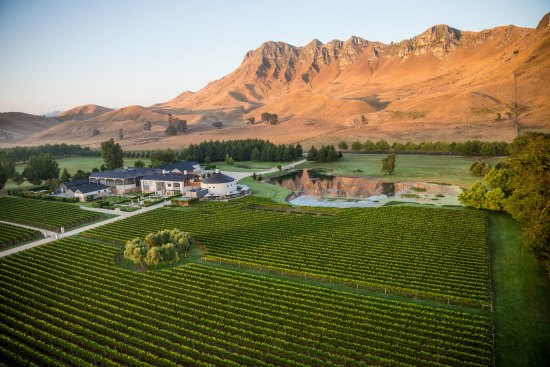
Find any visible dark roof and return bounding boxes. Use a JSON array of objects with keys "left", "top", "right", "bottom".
[
  {"left": 142, "top": 173, "right": 198, "bottom": 181},
  {"left": 90, "top": 167, "right": 161, "bottom": 179},
  {"left": 74, "top": 183, "right": 110, "bottom": 194},
  {"left": 62, "top": 179, "right": 89, "bottom": 188},
  {"left": 160, "top": 161, "right": 198, "bottom": 172},
  {"left": 202, "top": 172, "right": 236, "bottom": 184}
]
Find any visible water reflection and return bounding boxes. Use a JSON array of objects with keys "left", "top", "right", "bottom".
[{"left": 271, "top": 169, "right": 395, "bottom": 198}]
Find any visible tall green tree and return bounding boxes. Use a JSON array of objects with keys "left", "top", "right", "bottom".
[
  {"left": 11, "top": 171, "right": 25, "bottom": 188},
  {"left": 100, "top": 139, "right": 124, "bottom": 170},
  {"left": 459, "top": 132, "right": 550, "bottom": 259},
  {"left": 22, "top": 153, "right": 60, "bottom": 185},
  {"left": 0, "top": 162, "right": 8, "bottom": 190},
  {"left": 60, "top": 168, "right": 72, "bottom": 182},
  {"left": 381, "top": 152, "right": 396, "bottom": 175}
]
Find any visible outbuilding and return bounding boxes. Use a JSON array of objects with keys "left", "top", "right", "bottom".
[
  {"left": 71, "top": 183, "right": 111, "bottom": 202},
  {"left": 200, "top": 170, "right": 237, "bottom": 196}
]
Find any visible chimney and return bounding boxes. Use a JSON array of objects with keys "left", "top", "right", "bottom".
[{"left": 184, "top": 170, "right": 188, "bottom": 175}]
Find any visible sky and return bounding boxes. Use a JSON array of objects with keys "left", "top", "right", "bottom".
[{"left": 0, "top": 0, "right": 548, "bottom": 115}]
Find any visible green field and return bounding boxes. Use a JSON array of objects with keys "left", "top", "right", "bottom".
[
  {"left": 0, "top": 222, "right": 42, "bottom": 250},
  {"left": 239, "top": 177, "right": 292, "bottom": 204},
  {"left": 0, "top": 237, "right": 493, "bottom": 367},
  {"left": 490, "top": 214, "right": 550, "bottom": 366},
  {"left": 0, "top": 197, "right": 105, "bottom": 232},
  {"left": 298, "top": 154, "right": 502, "bottom": 187},
  {"left": 83, "top": 200, "right": 490, "bottom": 306}
]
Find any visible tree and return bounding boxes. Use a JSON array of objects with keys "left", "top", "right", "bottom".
[
  {"left": 381, "top": 152, "right": 396, "bottom": 175},
  {"left": 246, "top": 117, "right": 255, "bottom": 125},
  {"left": 225, "top": 154, "right": 234, "bottom": 165},
  {"left": 119, "top": 128, "right": 124, "bottom": 140},
  {"left": 250, "top": 148, "right": 261, "bottom": 161},
  {"left": 261, "top": 112, "right": 278, "bottom": 125},
  {"left": 165, "top": 125, "right": 177, "bottom": 136},
  {"left": 11, "top": 171, "right": 25, "bottom": 188},
  {"left": 150, "top": 149, "right": 176, "bottom": 167},
  {"left": 212, "top": 121, "right": 223, "bottom": 129},
  {"left": 100, "top": 139, "right": 124, "bottom": 170},
  {"left": 143, "top": 121, "right": 152, "bottom": 131},
  {"left": 338, "top": 141, "right": 348, "bottom": 150},
  {"left": 22, "top": 153, "right": 60, "bottom": 185},
  {"left": 60, "top": 168, "right": 72, "bottom": 182},
  {"left": 204, "top": 156, "right": 212, "bottom": 165},
  {"left": 124, "top": 238, "right": 148, "bottom": 269},
  {"left": 73, "top": 169, "right": 90, "bottom": 180},
  {"left": 0, "top": 162, "right": 8, "bottom": 190},
  {"left": 495, "top": 113, "right": 502, "bottom": 121},
  {"left": 277, "top": 164, "right": 282, "bottom": 171},
  {"left": 505, "top": 132, "right": 550, "bottom": 259},
  {"left": 144, "top": 246, "right": 163, "bottom": 268},
  {"left": 92, "top": 128, "right": 100, "bottom": 136},
  {"left": 162, "top": 243, "right": 180, "bottom": 266},
  {"left": 307, "top": 146, "right": 318, "bottom": 161},
  {"left": 295, "top": 144, "right": 303, "bottom": 158},
  {"left": 252, "top": 172, "right": 257, "bottom": 180},
  {"left": 363, "top": 140, "right": 377, "bottom": 152},
  {"left": 351, "top": 141, "right": 362, "bottom": 152},
  {"left": 134, "top": 160, "right": 145, "bottom": 168}
]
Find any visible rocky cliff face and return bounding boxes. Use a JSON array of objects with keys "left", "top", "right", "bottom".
[{"left": 14, "top": 12, "right": 550, "bottom": 149}]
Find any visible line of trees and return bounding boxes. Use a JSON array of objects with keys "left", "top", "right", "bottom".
[
  {"left": 459, "top": 132, "right": 550, "bottom": 260},
  {"left": 0, "top": 143, "right": 99, "bottom": 163},
  {"left": 179, "top": 139, "right": 303, "bottom": 163},
  {"left": 339, "top": 139, "right": 509, "bottom": 157},
  {"left": 306, "top": 145, "right": 342, "bottom": 163}
]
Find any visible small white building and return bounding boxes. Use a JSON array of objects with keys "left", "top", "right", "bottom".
[
  {"left": 69, "top": 183, "right": 111, "bottom": 202},
  {"left": 200, "top": 170, "right": 237, "bottom": 196}
]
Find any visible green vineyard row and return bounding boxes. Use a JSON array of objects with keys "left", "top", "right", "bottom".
[
  {"left": 83, "top": 201, "right": 490, "bottom": 305},
  {"left": 0, "top": 222, "right": 42, "bottom": 249},
  {"left": 0, "top": 197, "right": 104, "bottom": 232},
  {"left": 0, "top": 238, "right": 493, "bottom": 367}
]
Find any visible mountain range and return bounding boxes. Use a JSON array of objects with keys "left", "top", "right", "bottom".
[{"left": 1, "top": 12, "right": 549, "bottom": 149}]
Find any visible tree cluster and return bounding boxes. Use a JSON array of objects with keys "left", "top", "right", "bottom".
[
  {"left": 469, "top": 162, "right": 492, "bottom": 177},
  {"left": 165, "top": 114, "right": 187, "bottom": 136},
  {"left": 22, "top": 153, "right": 60, "bottom": 185},
  {"left": 180, "top": 139, "right": 303, "bottom": 163},
  {"left": 260, "top": 112, "right": 278, "bottom": 125},
  {"left": 150, "top": 149, "right": 176, "bottom": 167},
  {"left": 459, "top": 132, "right": 550, "bottom": 260},
  {"left": 124, "top": 229, "right": 194, "bottom": 269},
  {"left": 100, "top": 139, "right": 124, "bottom": 170},
  {"left": 306, "top": 145, "right": 342, "bottom": 163},
  {"left": 339, "top": 139, "right": 509, "bottom": 156}
]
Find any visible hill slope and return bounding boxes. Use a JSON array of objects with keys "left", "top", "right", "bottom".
[
  {"left": 0, "top": 112, "right": 60, "bottom": 143},
  {"left": 15, "top": 12, "right": 550, "bottom": 149}
]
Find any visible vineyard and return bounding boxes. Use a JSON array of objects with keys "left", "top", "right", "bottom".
[
  {"left": 0, "top": 223, "right": 42, "bottom": 249},
  {"left": 83, "top": 201, "right": 490, "bottom": 306},
  {"left": 0, "top": 238, "right": 493, "bottom": 367},
  {"left": 0, "top": 197, "right": 105, "bottom": 232}
]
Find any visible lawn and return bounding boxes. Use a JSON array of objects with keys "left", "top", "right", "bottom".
[
  {"left": 239, "top": 176, "right": 292, "bottom": 204},
  {"left": 490, "top": 213, "right": 550, "bottom": 367},
  {"left": 14, "top": 156, "right": 144, "bottom": 176},
  {"left": 298, "top": 154, "right": 502, "bottom": 187}
]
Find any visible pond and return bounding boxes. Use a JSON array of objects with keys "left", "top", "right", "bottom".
[{"left": 269, "top": 169, "right": 463, "bottom": 208}]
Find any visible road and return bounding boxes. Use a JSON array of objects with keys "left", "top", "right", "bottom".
[
  {"left": 220, "top": 159, "right": 307, "bottom": 181},
  {"left": 0, "top": 200, "right": 172, "bottom": 258}
]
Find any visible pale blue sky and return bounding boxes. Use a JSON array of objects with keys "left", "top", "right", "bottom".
[{"left": 0, "top": 0, "right": 547, "bottom": 114}]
